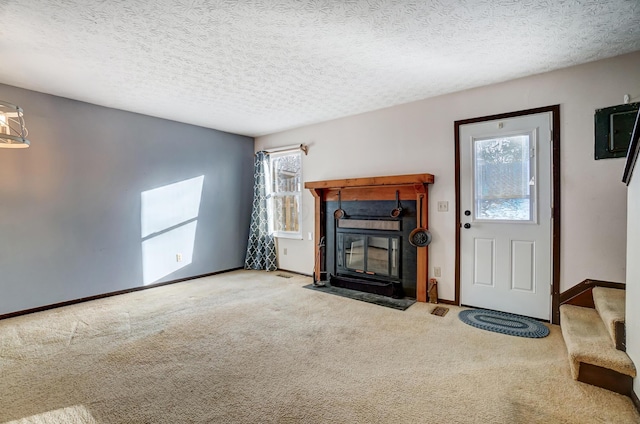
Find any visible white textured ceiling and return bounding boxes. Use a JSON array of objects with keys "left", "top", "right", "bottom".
[{"left": 1, "top": 1, "right": 639, "bottom": 137}]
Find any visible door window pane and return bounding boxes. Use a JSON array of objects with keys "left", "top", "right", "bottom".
[{"left": 474, "top": 135, "right": 533, "bottom": 221}]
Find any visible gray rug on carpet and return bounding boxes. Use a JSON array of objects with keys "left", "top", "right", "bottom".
[
  {"left": 303, "top": 283, "right": 415, "bottom": 310},
  {"left": 459, "top": 309, "right": 550, "bottom": 338}
]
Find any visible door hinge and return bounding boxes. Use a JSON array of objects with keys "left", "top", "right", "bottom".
[{"left": 530, "top": 147, "right": 535, "bottom": 158}]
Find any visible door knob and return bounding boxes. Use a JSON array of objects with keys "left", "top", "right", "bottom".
[{"left": 464, "top": 223, "right": 471, "bottom": 229}]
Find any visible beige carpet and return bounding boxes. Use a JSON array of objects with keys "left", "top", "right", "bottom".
[{"left": 0, "top": 270, "right": 638, "bottom": 424}]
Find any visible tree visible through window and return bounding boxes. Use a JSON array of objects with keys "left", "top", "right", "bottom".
[
  {"left": 474, "top": 135, "right": 533, "bottom": 221},
  {"left": 268, "top": 150, "right": 302, "bottom": 239}
]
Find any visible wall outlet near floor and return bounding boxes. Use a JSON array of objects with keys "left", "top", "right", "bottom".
[
  {"left": 283, "top": 248, "right": 288, "bottom": 255},
  {"left": 176, "top": 253, "right": 183, "bottom": 262},
  {"left": 437, "top": 201, "right": 449, "bottom": 212},
  {"left": 433, "top": 266, "right": 442, "bottom": 277}
]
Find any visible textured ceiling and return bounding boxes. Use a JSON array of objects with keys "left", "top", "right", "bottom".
[{"left": 1, "top": 1, "right": 639, "bottom": 137}]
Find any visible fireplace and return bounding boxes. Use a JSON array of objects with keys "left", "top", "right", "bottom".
[{"left": 305, "top": 174, "right": 434, "bottom": 302}]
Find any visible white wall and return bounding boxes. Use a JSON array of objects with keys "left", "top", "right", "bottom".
[
  {"left": 256, "top": 51, "right": 640, "bottom": 302},
  {"left": 626, "top": 163, "right": 640, "bottom": 397}
]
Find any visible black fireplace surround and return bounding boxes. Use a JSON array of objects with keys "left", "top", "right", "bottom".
[{"left": 324, "top": 200, "right": 417, "bottom": 298}]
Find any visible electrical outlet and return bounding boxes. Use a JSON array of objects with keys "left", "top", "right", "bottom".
[
  {"left": 437, "top": 201, "right": 449, "bottom": 212},
  {"left": 434, "top": 266, "right": 441, "bottom": 277},
  {"left": 176, "top": 253, "right": 183, "bottom": 262},
  {"left": 283, "top": 248, "right": 288, "bottom": 255}
]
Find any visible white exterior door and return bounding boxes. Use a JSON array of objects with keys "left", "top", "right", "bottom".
[{"left": 459, "top": 112, "right": 552, "bottom": 320}]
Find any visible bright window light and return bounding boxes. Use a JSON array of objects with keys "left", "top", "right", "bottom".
[
  {"left": 4, "top": 405, "right": 97, "bottom": 423},
  {"left": 267, "top": 151, "right": 302, "bottom": 239},
  {"left": 140, "top": 176, "right": 204, "bottom": 285}
]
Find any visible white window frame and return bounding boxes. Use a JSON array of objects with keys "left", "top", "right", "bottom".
[{"left": 267, "top": 150, "right": 303, "bottom": 239}]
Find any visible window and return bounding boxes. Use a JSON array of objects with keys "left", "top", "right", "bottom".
[
  {"left": 267, "top": 150, "right": 302, "bottom": 239},
  {"left": 473, "top": 134, "right": 535, "bottom": 222}
]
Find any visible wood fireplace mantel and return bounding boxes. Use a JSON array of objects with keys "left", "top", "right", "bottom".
[
  {"left": 305, "top": 174, "right": 434, "bottom": 191},
  {"left": 305, "top": 173, "right": 434, "bottom": 302}
]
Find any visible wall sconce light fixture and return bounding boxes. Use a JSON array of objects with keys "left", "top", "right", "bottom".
[{"left": 0, "top": 101, "right": 30, "bottom": 148}]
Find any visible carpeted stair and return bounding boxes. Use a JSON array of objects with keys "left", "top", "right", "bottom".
[
  {"left": 593, "top": 286, "right": 626, "bottom": 350},
  {"left": 560, "top": 287, "right": 636, "bottom": 395}
]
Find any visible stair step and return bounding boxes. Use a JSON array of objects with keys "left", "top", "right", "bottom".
[
  {"left": 592, "top": 286, "right": 625, "bottom": 349},
  {"left": 560, "top": 304, "right": 636, "bottom": 381}
]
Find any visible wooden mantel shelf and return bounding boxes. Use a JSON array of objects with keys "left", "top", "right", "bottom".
[{"left": 305, "top": 173, "right": 434, "bottom": 190}]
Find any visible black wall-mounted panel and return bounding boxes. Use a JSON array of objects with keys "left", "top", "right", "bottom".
[{"left": 595, "top": 102, "right": 639, "bottom": 160}]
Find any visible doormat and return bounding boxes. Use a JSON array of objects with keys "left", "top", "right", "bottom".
[
  {"left": 458, "top": 309, "right": 549, "bottom": 338},
  {"left": 303, "top": 283, "right": 415, "bottom": 311},
  {"left": 431, "top": 306, "right": 449, "bottom": 317}
]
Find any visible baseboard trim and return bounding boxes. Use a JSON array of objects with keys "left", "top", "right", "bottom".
[
  {"left": 277, "top": 268, "right": 313, "bottom": 277},
  {"left": 632, "top": 389, "right": 640, "bottom": 414},
  {"left": 0, "top": 267, "right": 242, "bottom": 321},
  {"left": 615, "top": 321, "right": 627, "bottom": 352},
  {"left": 577, "top": 362, "right": 633, "bottom": 396},
  {"left": 559, "top": 279, "right": 626, "bottom": 309}
]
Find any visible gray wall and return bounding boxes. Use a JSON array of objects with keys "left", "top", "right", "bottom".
[{"left": 0, "top": 83, "right": 254, "bottom": 315}]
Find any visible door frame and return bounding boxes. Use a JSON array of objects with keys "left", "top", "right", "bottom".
[{"left": 454, "top": 105, "right": 561, "bottom": 323}]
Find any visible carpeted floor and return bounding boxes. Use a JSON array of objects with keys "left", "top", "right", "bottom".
[{"left": 0, "top": 270, "right": 638, "bottom": 423}]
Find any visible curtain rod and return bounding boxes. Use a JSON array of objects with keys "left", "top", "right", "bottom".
[{"left": 263, "top": 143, "right": 308, "bottom": 155}]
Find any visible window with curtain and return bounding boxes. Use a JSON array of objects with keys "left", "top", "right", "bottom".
[{"left": 267, "top": 150, "right": 302, "bottom": 239}]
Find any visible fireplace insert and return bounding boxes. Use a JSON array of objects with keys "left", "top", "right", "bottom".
[
  {"left": 337, "top": 233, "right": 400, "bottom": 278},
  {"left": 324, "top": 199, "right": 417, "bottom": 298}
]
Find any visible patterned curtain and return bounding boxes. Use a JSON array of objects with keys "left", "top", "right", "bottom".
[{"left": 244, "top": 151, "right": 277, "bottom": 271}]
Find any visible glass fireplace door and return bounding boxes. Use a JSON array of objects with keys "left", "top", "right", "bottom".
[{"left": 337, "top": 234, "right": 399, "bottom": 278}]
